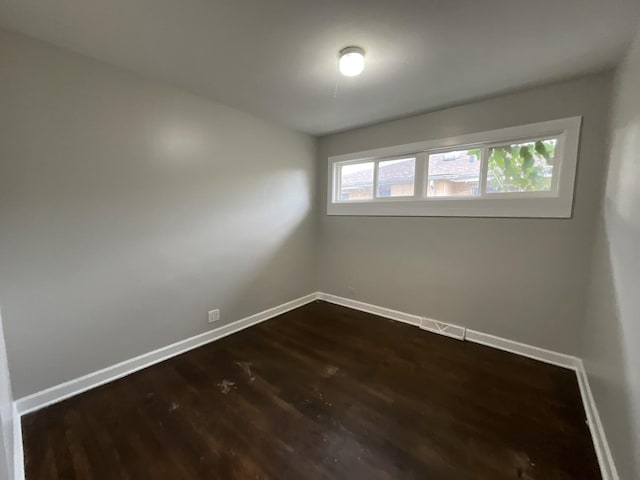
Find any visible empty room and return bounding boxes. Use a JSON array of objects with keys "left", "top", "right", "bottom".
[{"left": 0, "top": 1, "right": 639, "bottom": 479}]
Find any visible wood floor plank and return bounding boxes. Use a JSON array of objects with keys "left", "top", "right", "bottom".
[{"left": 22, "top": 301, "right": 601, "bottom": 479}]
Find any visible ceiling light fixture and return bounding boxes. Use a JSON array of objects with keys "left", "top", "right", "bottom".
[{"left": 338, "top": 46, "right": 365, "bottom": 77}]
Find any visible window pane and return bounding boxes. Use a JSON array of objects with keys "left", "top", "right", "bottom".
[
  {"left": 427, "top": 149, "right": 481, "bottom": 197},
  {"left": 339, "top": 162, "right": 374, "bottom": 201},
  {"left": 486, "top": 139, "right": 557, "bottom": 193},
  {"left": 376, "top": 157, "right": 415, "bottom": 198}
]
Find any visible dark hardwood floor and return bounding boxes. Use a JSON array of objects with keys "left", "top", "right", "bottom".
[{"left": 23, "top": 301, "right": 601, "bottom": 479}]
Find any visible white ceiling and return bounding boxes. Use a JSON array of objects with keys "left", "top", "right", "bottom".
[{"left": 1, "top": 1, "right": 639, "bottom": 135}]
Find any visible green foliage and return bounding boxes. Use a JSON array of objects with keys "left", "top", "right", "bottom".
[
  {"left": 487, "top": 140, "right": 556, "bottom": 192},
  {"left": 467, "top": 148, "right": 482, "bottom": 161}
]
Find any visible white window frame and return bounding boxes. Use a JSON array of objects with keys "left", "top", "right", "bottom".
[{"left": 327, "top": 116, "right": 581, "bottom": 218}]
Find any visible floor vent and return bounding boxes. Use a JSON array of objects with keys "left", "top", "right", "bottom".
[{"left": 419, "top": 318, "right": 466, "bottom": 341}]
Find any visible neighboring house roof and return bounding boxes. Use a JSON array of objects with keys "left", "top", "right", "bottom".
[
  {"left": 428, "top": 152, "right": 479, "bottom": 181},
  {"left": 341, "top": 153, "right": 480, "bottom": 188}
]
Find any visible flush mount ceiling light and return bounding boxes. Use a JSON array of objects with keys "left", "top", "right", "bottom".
[{"left": 338, "top": 46, "right": 365, "bottom": 77}]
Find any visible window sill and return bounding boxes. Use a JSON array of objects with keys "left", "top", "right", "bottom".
[{"left": 327, "top": 196, "right": 573, "bottom": 218}]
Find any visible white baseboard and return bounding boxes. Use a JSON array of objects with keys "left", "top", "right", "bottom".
[
  {"left": 464, "top": 329, "right": 579, "bottom": 370},
  {"left": 318, "top": 292, "right": 617, "bottom": 480},
  {"left": 15, "top": 293, "right": 318, "bottom": 415},
  {"left": 318, "top": 293, "right": 422, "bottom": 327},
  {"left": 321, "top": 292, "right": 578, "bottom": 369},
  {"left": 12, "top": 403, "right": 23, "bottom": 480},
  {"left": 420, "top": 317, "right": 466, "bottom": 341},
  {"left": 575, "top": 360, "right": 619, "bottom": 480},
  {"left": 13, "top": 291, "right": 617, "bottom": 480}
]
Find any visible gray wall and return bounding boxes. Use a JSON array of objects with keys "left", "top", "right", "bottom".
[
  {"left": 0, "top": 29, "right": 317, "bottom": 398},
  {"left": 317, "top": 73, "right": 612, "bottom": 355},
  {"left": 581, "top": 26, "right": 640, "bottom": 480}
]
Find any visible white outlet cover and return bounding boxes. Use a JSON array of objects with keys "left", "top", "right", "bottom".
[{"left": 208, "top": 309, "right": 220, "bottom": 323}]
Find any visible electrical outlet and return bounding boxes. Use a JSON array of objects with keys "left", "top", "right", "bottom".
[{"left": 208, "top": 309, "right": 220, "bottom": 323}]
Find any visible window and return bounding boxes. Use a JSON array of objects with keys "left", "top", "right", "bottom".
[
  {"left": 377, "top": 157, "right": 415, "bottom": 198},
  {"left": 339, "top": 161, "right": 374, "bottom": 200},
  {"left": 427, "top": 149, "right": 481, "bottom": 198},
  {"left": 486, "top": 139, "right": 556, "bottom": 194},
  {"left": 327, "top": 117, "right": 581, "bottom": 218}
]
